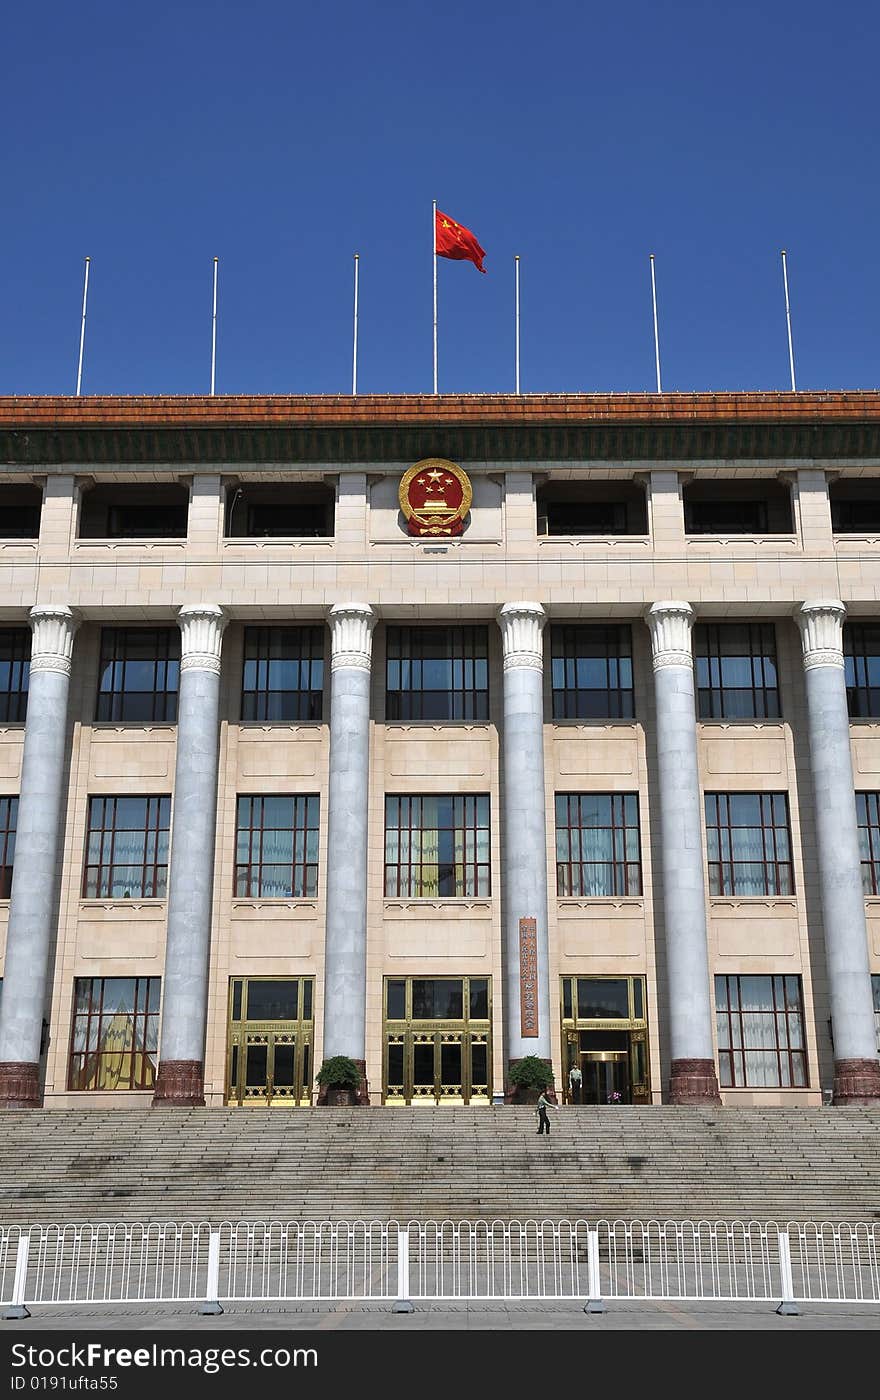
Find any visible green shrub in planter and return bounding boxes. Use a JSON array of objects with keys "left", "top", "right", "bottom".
[
  {"left": 508, "top": 1056, "right": 553, "bottom": 1091},
  {"left": 316, "top": 1055, "right": 362, "bottom": 1090}
]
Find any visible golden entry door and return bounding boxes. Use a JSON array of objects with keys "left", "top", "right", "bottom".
[{"left": 226, "top": 977, "right": 313, "bottom": 1107}]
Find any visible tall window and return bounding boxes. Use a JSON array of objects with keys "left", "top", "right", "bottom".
[
  {"left": 385, "top": 794, "right": 490, "bottom": 897},
  {"left": 241, "top": 626, "right": 324, "bottom": 722},
  {"left": 0, "top": 630, "right": 30, "bottom": 723},
  {"left": 83, "top": 795, "right": 171, "bottom": 899},
  {"left": 68, "top": 977, "right": 160, "bottom": 1091},
  {"left": 705, "top": 792, "right": 793, "bottom": 896},
  {"left": 235, "top": 795, "right": 319, "bottom": 898},
  {"left": 873, "top": 975, "right": 880, "bottom": 1052},
  {"left": 96, "top": 628, "right": 180, "bottom": 722},
  {"left": 0, "top": 796, "right": 17, "bottom": 898},
  {"left": 550, "top": 625, "right": 634, "bottom": 720},
  {"left": 694, "top": 623, "right": 780, "bottom": 720},
  {"left": 845, "top": 622, "right": 880, "bottom": 718},
  {"left": 715, "top": 974, "right": 807, "bottom": 1088},
  {"left": 385, "top": 626, "right": 489, "bottom": 721},
  {"left": 856, "top": 793, "right": 880, "bottom": 894},
  {"left": 555, "top": 793, "right": 642, "bottom": 896}
]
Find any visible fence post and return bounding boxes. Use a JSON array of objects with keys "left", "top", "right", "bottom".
[
  {"left": 393, "top": 1227, "right": 414, "bottom": 1313},
  {"left": 775, "top": 1230, "right": 800, "bottom": 1316},
  {"left": 3, "top": 1236, "right": 31, "bottom": 1320},
  {"left": 584, "top": 1228, "right": 606, "bottom": 1314},
  {"left": 200, "top": 1230, "right": 224, "bottom": 1316}
]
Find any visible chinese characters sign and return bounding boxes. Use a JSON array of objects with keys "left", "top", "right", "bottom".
[{"left": 519, "top": 917, "right": 539, "bottom": 1038}]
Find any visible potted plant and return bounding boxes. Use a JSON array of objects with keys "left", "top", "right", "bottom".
[
  {"left": 316, "top": 1055, "right": 363, "bottom": 1106},
  {"left": 507, "top": 1055, "right": 554, "bottom": 1105}
]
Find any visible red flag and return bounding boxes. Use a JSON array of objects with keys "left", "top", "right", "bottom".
[{"left": 435, "top": 209, "right": 487, "bottom": 273}]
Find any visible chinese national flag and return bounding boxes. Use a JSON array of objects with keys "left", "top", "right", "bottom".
[{"left": 435, "top": 209, "right": 487, "bottom": 273}]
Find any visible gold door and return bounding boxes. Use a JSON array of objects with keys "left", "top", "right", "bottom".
[
  {"left": 226, "top": 977, "right": 313, "bottom": 1107},
  {"left": 382, "top": 977, "right": 492, "bottom": 1105}
]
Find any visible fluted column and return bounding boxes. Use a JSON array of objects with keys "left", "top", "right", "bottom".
[
  {"left": 645, "top": 602, "right": 721, "bottom": 1104},
  {"left": 795, "top": 601, "right": 880, "bottom": 1103},
  {"left": 0, "top": 606, "right": 79, "bottom": 1107},
  {"left": 153, "top": 605, "right": 227, "bottom": 1106},
  {"left": 498, "top": 602, "right": 552, "bottom": 1071},
  {"left": 322, "top": 604, "right": 376, "bottom": 1099}
]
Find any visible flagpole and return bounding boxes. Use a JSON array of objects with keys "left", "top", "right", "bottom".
[
  {"left": 210, "top": 257, "right": 219, "bottom": 396},
  {"left": 352, "top": 253, "right": 360, "bottom": 396},
  {"left": 649, "top": 253, "right": 662, "bottom": 393},
  {"left": 75, "top": 256, "right": 90, "bottom": 396},
  {"left": 781, "top": 249, "right": 796, "bottom": 392},
  {"left": 515, "top": 255, "right": 521, "bottom": 395},
  {"left": 432, "top": 199, "right": 438, "bottom": 395}
]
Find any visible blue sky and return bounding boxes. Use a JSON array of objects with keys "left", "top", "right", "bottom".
[{"left": 2, "top": 1, "right": 878, "bottom": 397}]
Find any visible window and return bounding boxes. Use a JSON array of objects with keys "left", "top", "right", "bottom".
[
  {"left": 96, "top": 628, "right": 180, "bottom": 722},
  {"left": 555, "top": 793, "right": 642, "bottom": 896},
  {"left": 385, "top": 626, "right": 489, "bottom": 721},
  {"left": 683, "top": 480, "right": 793, "bottom": 535},
  {"left": 0, "top": 485, "right": 42, "bottom": 539},
  {"left": 550, "top": 625, "right": 634, "bottom": 720},
  {"left": 225, "top": 484, "right": 334, "bottom": 538},
  {"left": 0, "top": 796, "right": 17, "bottom": 898},
  {"left": 856, "top": 793, "right": 880, "bottom": 895},
  {"left": 235, "top": 795, "right": 319, "bottom": 898},
  {"left": 78, "top": 484, "right": 189, "bottom": 539},
  {"left": 694, "top": 623, "right": 780, "bottom": 720},
  {"left": 83, "top": 795, "right": 171, "bottom": 899},
  {"left": 536, "top": 482, "right": 648, "bottom": 536},
  {"left": 830, "top": 480, "right": 880, "bottom": 534},
  {"left": 385, "top": 977, "right": 489, "bottom": 1021},
  {"left": 68, "top": 977, "right": 160, "bottom": 1091},
  {"left": 385, "top": 794, "right": 490, "bottom": 897},
  {"left": 0, "top": 630, "right": 29, "bottom": 722},
  {"left": 705, "top": 793, "right": 793, "bottom": 896},
  {"left": 241, "top": 626, "right": 324, "bottom": 722},
  {"left": 845, "top": 622, "right": 880, "bottom": 718},
  {"left": 715, "top": 974, "right": 807, "bottom": 1088}
]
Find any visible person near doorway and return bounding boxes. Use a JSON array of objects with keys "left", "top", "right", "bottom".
[
  {"left": 536, "top": 1088, "right": 557, "bottom": 1135},
  {"left": 568, "top": 1063, "right": 582, "bottom": 1104}
]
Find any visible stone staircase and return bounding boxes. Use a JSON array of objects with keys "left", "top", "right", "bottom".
[{"left": 1, "top": 1106, "right": 879, "bottom": 1226}]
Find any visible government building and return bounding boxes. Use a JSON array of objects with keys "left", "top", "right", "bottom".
[{"left": 0, "top": 391, "right": 879, "bottom": 1112}]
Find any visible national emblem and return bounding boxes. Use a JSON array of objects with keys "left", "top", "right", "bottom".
[{"left": 398, "top": 458, "right": 473, "bottom": 537}]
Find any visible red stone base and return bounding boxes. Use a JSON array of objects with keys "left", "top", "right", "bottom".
[
  {"left": 152, "top": 1060, "right": 205, "bottom": 1107},
  {"left": 833, "top": 1058, "right": 880, "bottom": 1105},
  {"left": 668, "top": 1058, "right": 722, "bottom": 1105},
  {"left": 316, "top": 1060, "right": 370, "bottom": 1107},
  {"left": 0, "top": 1062, "right": 41, "bottom": 1108}
]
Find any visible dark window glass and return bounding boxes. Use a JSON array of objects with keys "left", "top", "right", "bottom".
[
  {"left": 235, "top": 795, "right": 319, "bottom": 898},
  {"left": 545, "top": 500, "right": 627, "bottom": 535},
  {"left": 694, "top": 623, "right": 780, "bottom": 720},
  {"left": 241, "top": 626, "right": 324, "bottom": 722},
  {"left": 845, "top": 623, "right": 880, "bottom": 719},
  {"left": 68, "top": 976, "right": 160, "bottom": 1090},
  {"left": 246, "top": 980, "right": 298, "bottom": 1020},
  {"left": 95, "top": 629, "right": 180, "bottom": 722},
  {"left": 562, "top": 980, "right": 573, "bottom": 1020},
  {"left": 0, "top": 796, "right": 17, "bottom": 899},
  {"left": 551, "top": 625, "right": 634, "bottom": 720},
  {"left": 469, "top": 978, "right": 489, "bottom": 1020},
  {"left": 0, "top": 630, "right": 30, "bottom": 723},
  {"left": 412, "top": 979, "right": 464, "bottom": 1020},
  {"left": 384, "top": 794, "right": 491, "bottom": 898},
  {"left": 79, "top": 485, "right": 189, "bottom": 539},
  {"left": 232, "top": 980, "right": 243, "bottom": 1021},
  {"left": 83, "top": 795, "right": 171, "bottom": 899},
  {"left": 387, "top": 980, "right": 406, "bottom": 1020},
  {"left": 226, "top": 485, "right": 334, "bottom": 538},
  {"left": 576, "top": 979, "right": 630, "bottom": 1020},
  {"left": 705, "top": 792, "right": 793, "bottom": 896},
  {"left": 686, "top": 499, "right": 768, "bottom": 535},
  {"left": 856, "top": 793, "right": 880, "bottom": 895},
  {"left": 715, "top": 974, "right": 808, "bottom": 1088},
  {"left": 555, "top": 792, "right": 642, "bottom": 896},
  {"left": 385, "top": 626, "right": 489, "bottom": 721},
  {"left": 0, "top": 486, "right": 42, "bottom": 539}
]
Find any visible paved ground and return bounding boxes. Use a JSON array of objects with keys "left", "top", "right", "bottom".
[{"left": 4, "top": 1300, "right": 880, "bottom": 1330}]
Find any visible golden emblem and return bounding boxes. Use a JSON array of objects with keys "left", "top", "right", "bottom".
[{"left": 398, "top": 458, "right": 473, "bottom": 537}]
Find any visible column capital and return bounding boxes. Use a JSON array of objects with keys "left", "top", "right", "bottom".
[
  {"left": 644, "top": 601, "right": 695, "bottom": 670},
  {"left": 28, "top": 605, "right": 80, "bottom": 676},
  {"left": 328, "top": 603, "right": 377, "bottom": 671},
  {"left": 497, "top": 602, "right": 547, "bottom": 671},
  {"left": 795, "top": 599, "right": 846, "bottom": 669},
  {"left": 178, "top": 604, "right": 228, "bottom": 674}
]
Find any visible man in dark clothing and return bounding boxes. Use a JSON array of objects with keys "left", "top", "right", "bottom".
[{"left": 536, "top": 1088, "right": 556, "bottom": 1135}]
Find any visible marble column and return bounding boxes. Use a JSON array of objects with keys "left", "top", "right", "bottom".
[
  {"left": 321, "top": 604, "right": 376, "bottom": 1099},
  {"left": 497, "top": 603, "right": 553, "bottom": 1069},
  {"left": 0, "top": 605, "right": 79, "bottom": 1108},
  {"left": 795, "top": 601, "right": 880, "bottom": 1103},
  {"left": 645, "top": 601, "right": 721, "bottom": 1104},
  {"left": 153, "top": 605, "right": 227, "bottom": 1106}
]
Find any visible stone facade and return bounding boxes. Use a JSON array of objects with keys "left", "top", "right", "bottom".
[{"left": 0, "top": 393, "right": 878, "bottom": 1107}]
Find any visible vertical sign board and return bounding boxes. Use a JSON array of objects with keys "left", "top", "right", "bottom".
[{"left": 519, "top": 917, "right": 539, "bottom": 1038}]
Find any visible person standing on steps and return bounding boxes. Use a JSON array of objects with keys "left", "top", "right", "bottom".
[
  {"left": 568, "top": 1062, "right": 582, "bottom": 1104},
  {"left": 536, "top": 1087, "right": 557, "bottom": 1135}
]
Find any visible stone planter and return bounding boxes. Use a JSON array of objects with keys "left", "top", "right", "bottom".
[{"left": 324, "top": 1087, "right": 358, "bottom": 1107}]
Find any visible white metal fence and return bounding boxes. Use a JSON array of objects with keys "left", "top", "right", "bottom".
[{"left": 2, "top": 1220, "right": 879, "bottom": 1317}]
